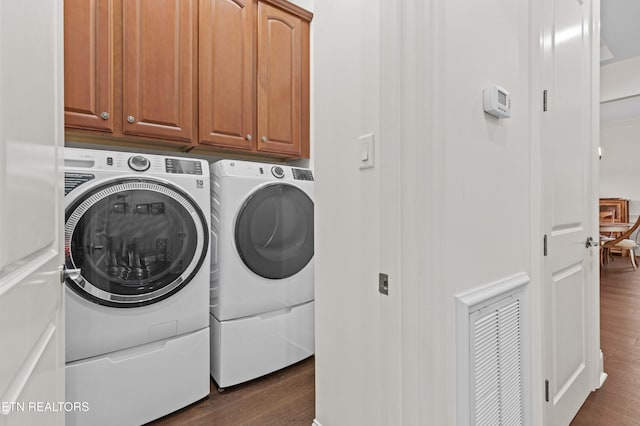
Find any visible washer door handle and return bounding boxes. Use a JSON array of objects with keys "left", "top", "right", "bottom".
[{"left": 61, "top": 266, "right": 82, "bottom": 284}]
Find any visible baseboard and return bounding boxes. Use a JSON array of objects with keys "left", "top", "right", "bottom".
[
  {"left": 312, "top": 419, "right": 322, "bottom": 426},
  {"left": 598, "top": 349, "right": 608, "bottom": 389},
  {"left": 599, "top": 371, "right": 608, "bottom": 388}
]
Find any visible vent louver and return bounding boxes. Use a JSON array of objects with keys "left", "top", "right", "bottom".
[
  {"left": 456, "top": 273, "right": 529, "bottom": 426},
  {"left": 471, "top": 298, "right": 523, "bottom": 425}
]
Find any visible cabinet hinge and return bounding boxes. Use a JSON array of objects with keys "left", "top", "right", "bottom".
[
  {"left": 544, "top": 234, "right": 548, "bottom": 256},
  {"left": 543, "top": 90, "right": 548, "bottom": 112},
  {"left": 545, "top": 380, "right": 550, "bottom": 402}
]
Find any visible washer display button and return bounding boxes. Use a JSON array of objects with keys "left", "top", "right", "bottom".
[
  {"left": 165, "top": 158, "right": 203, "bottom": 175},
  {"left": 128, "top": 155, "right": 150, "bottom": 172}
]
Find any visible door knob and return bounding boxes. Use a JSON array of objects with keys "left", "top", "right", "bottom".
[{"left": 585, "top": 236, "right": 599, "bottom": 248}]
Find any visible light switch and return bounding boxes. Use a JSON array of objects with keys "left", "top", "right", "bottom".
[
  {"left": 359, "top": 133, "right": 374, "bottom": 169},
  {"left": 361, "top": 142, "right": 369, "bottom": 161}
]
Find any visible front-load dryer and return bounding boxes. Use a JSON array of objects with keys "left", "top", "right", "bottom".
[
  {"left": 64, "top": 147, "right": 210, "bottom": 426},
  {"left": 210, "top": 159, "right": 314, "bottom": 388}
]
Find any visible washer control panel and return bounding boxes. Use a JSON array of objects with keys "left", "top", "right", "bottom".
[{"left": 65, "top": 148, "right": 209, "bottom": 178}]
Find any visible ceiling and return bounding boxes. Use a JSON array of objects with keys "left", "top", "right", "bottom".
[
  {"left": 600, "top": 0, "right": 640, "bottom": 66},
  {"left": 600, "top": 0, "right": 640, "bottom": 122}
]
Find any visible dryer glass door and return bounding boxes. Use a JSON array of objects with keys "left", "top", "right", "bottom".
[
  {"left": 235, "top": 183, "right": 314, "bottom": 279},
  {"left": 64, "top": 179, "right": 208, "bottom": 307}
]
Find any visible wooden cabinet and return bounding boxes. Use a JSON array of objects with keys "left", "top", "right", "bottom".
[
  {"left": 600, "top": 198, "right": 630, "bottom": 256},
  {"left": 65, "top": 0, "right": 196, "bottom": 146},
  {"left": 199, "top": 0, "right": 254, "bottom": 150},
  {"left": 122, "top": 0, "right": 196, "bottom": 142},
  {"left": 599, "top": 198, "right": 629, "bottom": 223},
  {"left": 64, "top": 0, "right": 311, "bottom": 158},
  {"left": 198, "top": 0, "right": 311, "bottom": 157},
  {"left": 64, "top": 0, "right": 113, "bottom": 132},
  {"left": 256, "top": 2, "right": 302, "bottom": 156}
]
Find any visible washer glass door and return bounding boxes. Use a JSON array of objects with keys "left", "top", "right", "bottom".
[
  {"left": 235, "top": 183, "right": 314, "bottom": 279},
  {"left": 64, "top": 178, "right": 208, "bottom": 307}
]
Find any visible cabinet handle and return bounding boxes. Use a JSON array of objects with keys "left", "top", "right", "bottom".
[
  {"left": 246, "top": 134, "right": 252, "bottom": 141},
  {"left": 100, "top": 112, "right": 110, "bottom": 120},
  {"left": 261, "top": 136, "right": 267, "bottom": 143},
  {"left": 127, "top": 115, "right": 135, "bottom": 123}
]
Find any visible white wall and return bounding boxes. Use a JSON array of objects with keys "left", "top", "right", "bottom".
[
  {"left": 600, "top": 119, "right": 640, "bottom": 220},
  {"left": 422, "top": 0, "right": 533, "bottom": 423},
  {"left": 288, "top": 0, "right": 313, "bottom": 12},
  {"left": 601, "top": 56, "right": 640, "bottom": 102},
  {"left": 313, "top": 0, "right": 383, "bottom": 424},
  {"left": 314, "top": 0, "right": 534, "bottom": 424},
  {"left": 600, "top": 53, "right": 640, "bottom": 221}
]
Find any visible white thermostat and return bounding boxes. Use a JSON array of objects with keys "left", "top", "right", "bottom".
[{"left": 483, "top": 84, "right": 511, "bottom": 118}]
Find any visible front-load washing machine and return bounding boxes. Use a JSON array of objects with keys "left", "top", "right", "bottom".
[
  {"left": 210, "top": 159, "right": 314, "bottom": 388},
  {"left": 64, "top": 147, "right": 210, "bottom": 426}
]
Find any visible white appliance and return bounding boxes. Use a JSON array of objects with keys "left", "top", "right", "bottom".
[
  {"left": 64, "top": 148, "right": 210, "bottom": 426},
  {"left": 210, "top": 160, "right": 315, "bottom": 388}
]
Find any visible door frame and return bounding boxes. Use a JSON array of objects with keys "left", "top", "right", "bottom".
[{"left": 588, "top": 0, "right": 605, "bottom": 392}]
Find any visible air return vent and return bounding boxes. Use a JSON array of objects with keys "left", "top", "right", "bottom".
[{"left": 455, "top": 273, "right": 529, "bottom": 426}]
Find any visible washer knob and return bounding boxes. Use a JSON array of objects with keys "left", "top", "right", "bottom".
[
  {"left": 271, "top": 166, "right": 285, "bottom": 179},
  {"left": 128, "top": 155, "right": 150, "bottom": 172}
]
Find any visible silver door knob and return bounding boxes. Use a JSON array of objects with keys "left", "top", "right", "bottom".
[
  {"left": 127, "top": 115, "right": 135, "bottom": 123},
  {"left": 246, "top": 134, "right": 252, "bottom": 141},
  {"left": 585, "top": 236, "right": 599, "bottom": 248},
  {"left": 60, "top": 267, "right": 82, "bottom": 283},
  {"left": 100, "top": 112, "right": 110, "bottom": 120},
  {"left": 261, "top": 136, "right": 267, "bottom": 142}
]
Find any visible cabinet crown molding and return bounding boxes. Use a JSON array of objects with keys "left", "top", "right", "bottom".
[{"left": 261, "top": 0, "right": 313, "bottom": 22}]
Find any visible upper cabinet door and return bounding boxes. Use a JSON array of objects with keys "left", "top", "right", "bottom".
[
  {"left": 257, "top": 1, "right": 302, "bottom": 156},
  {"left": 64, "top": 0, "right": 113, "bottom": 132},
  {"left": 122, "top": 0, "right": 196, "bottom": 142},
  {"left": 199, "top": 0, "right": 254, "bottom": 150}
]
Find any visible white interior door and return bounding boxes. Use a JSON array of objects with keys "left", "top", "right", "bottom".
[
  {"left": 0, "top": 1, "right": 65, "bottom": 425},
  {"left": 542, "top": 0, "right": 599, "bottom": 423}
]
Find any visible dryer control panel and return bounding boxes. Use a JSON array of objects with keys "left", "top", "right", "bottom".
[
  {"left": 215, "top": 160, "right": 314, "bottom": 182},
  {"left": 292, "top": 168, "right": 314, "bottom": 181}
]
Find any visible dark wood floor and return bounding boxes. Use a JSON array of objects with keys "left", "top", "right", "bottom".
[
  {"left": 148, "top": 357, "right": 315, "bottom": 426},
  {"left": 572, "top": 257, "right": 640, "bottom": 425}
]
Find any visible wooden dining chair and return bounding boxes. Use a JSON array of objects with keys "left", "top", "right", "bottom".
[{"left": 602, "top": 215, "right": 640, "bottom": 270}]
